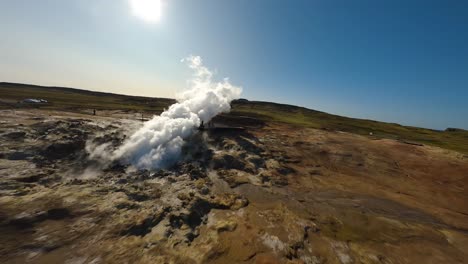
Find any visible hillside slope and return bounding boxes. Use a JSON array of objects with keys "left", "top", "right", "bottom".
[{"left": 1, "top": 82, "right": 467, "bottom": 154}]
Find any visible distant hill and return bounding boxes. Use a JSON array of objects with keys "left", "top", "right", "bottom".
[
  {"left": 0, "top": 82, "right": 175, "bottom": 112},
  {"left": 1, "top": 82, "right": 468, "bottom": 154}
]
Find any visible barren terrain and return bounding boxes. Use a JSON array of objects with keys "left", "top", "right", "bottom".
[{"left": 1, "top": 84, "right": 468, "bottom": 264}]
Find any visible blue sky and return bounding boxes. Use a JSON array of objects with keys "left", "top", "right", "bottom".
[{"left": 0, "top": 0, "right": 467, "bottom": 129}]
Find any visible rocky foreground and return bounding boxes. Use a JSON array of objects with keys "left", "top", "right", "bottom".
[{"left": 1, "top": 109, "right": 468, "bottom": 264}]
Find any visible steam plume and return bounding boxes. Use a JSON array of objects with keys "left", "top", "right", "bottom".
[{"left": 111, "top": 56, "right": 242, "bottom": 169}]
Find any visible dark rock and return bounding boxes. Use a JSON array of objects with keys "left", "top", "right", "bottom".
[
  {"left": 189, "top": 167, "right": 206, "bottom": 180},
  {"left": 116, "top": 178, "right": 128, "bottom": 184},
  {"left": 248, "top": 157, "right": 265, "bottom": 169},
  {"left": 5, "top": 151, "right": 32, "bottom": 160},
  {"left": 9, "top": 212, "right": 47, "bottom": 229},
  {"left": 3, "top": 131, "right": 26, "bottom": 140},
  {"left": 200, "top": 187, "right": 210, "bottom": 195},
  {"left": 177, "top": 163, "right": 207, "bottom": 179},
  {"left": 115, "top": 202, "right": 140, "bottom": 210},
  {"left": 212, "top": 154, "right": 245, "bottom": 170},
  {"left": 105, "top": 162, "right": 127, "bottom": 173},
  {"left": 126, "top": 192, "right": 149, "bottom": 202},
  {"left": 38, "top": 174, "right": 62, "bottom": 185},
  {"left": 167, "top": 177, "right": 177, "bottom": 183},
  {"left": 47, "top": 208, "right": 70, "bottom": 220},
  {"left": 14, "top": 173, "right": 47, "bottom": 183},
  {"left": 121, "top": 208, "right": 169, "bottom": 237},
  {"left": 277, "top": 166, "right": 296, "bottom": 175},
  {"left": 92, "top": 132, "right": 124, "bottom": 147},
  {"left": 260, "top": 173, "right": 271, "bottom": 184},
  {"left": 235, "top": 136, "right": 264, "bottom": 154},
  {"left": 186, "top": 199, "right": 212, "bottom": 229},
  {"left": 32, "top": 121, "right": 65, "bottom": 134},
  {"left": 69, "top": 179, "right": 85, "bottom": 185},
  {"left": 309, "top": 169, "right": 322, "bottom": 176},
  {"left": 8, "top": 208, "right": 71, "bottom": 229},
  {"left": 272, "top": 177, "right": 288, "bottom": 186},
  {"left": 42, "top": 140, "right": 85, "bottom": 160}
]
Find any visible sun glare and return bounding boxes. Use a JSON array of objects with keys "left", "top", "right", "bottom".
[{"left": 129, "top": 0, "right": 162, "bottom": 23}]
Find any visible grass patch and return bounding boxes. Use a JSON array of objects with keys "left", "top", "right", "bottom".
[
  {"left": 230, "top": 100, "right": 468, "bottom": 154},
  {"left": 0, "top": 83, "right": 175, "bottom": 113}
]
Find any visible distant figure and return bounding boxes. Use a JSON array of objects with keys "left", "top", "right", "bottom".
[
  {"left": 199, "top": 120, "right": 205, "bottom": 130},
  {"left": 93, "top": 109, "right": 96, "bottom": 115}
]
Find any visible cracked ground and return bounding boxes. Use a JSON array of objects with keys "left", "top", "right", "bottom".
[{"left": 1, "top": 109, "right": 468, "bottom": 264}]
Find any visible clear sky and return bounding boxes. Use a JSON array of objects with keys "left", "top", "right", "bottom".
[{"left": 1, "top": 0, "right": 467, "bottom": 129}]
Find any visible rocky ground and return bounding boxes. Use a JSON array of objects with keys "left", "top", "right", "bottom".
[{"left": 1, "top": 109, "right": 468, "bottom": 264}]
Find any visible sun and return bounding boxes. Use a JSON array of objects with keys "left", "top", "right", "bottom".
[{"left": 129, "top": 0, "right": 162, "bottom": 23}]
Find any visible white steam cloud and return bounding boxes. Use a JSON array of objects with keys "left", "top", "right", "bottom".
[{"left": 110, "top": 56, "right": 242, "bottom": 169}]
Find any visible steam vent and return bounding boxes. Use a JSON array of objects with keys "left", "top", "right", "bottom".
[{"left": 2, "top": 1, "right": 468, "bottom": 262}]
